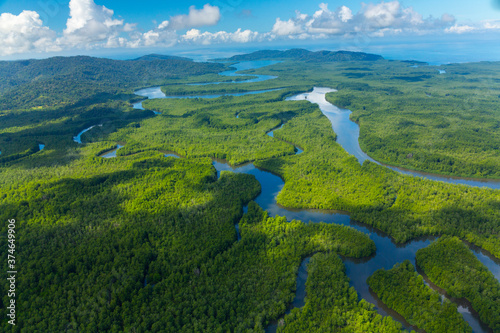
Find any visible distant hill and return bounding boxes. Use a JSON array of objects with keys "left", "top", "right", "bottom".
[
  {"left": 130, "top": 54, "right": 192, "bottom": 62},
  {"left": 400, "top": 60, "right": 429, "bottom": 66},
  {"left": 0, "top": 55, "right": 224, "bottom": 110},
  {"left": 226, "top": 48, "right": 384, "bottom": 62}
]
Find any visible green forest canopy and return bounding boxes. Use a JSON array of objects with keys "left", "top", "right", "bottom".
[{"left": 0, "top": 51, "right": 499, "bottom": 332}]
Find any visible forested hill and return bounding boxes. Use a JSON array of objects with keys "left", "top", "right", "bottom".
[
  {"left": 0, "top": 55, "right": 225, "bottom": 110},
  {"left": 225, "top": 48, "right": 384, "bottom": 62},
  {"left": 130, "top": 54, "right": 192, "bottom": 61}
]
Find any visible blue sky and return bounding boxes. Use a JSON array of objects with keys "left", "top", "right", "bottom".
[{"left": 0, "top": 0, "right": 499, "bottom": 59}]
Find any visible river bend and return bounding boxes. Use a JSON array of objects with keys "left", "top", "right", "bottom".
[{"left": 72, "top": 60, "right": 499, "bottom": 332}]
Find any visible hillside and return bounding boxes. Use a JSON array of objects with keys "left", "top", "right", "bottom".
[
  {"left": 226, "top": 48, "right": 384, "bottom": 62},
  {"left": 0, "top": 55, "right": 225, "bottom": 110}
]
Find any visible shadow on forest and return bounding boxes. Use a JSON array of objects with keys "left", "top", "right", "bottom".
[{"left": 0, "top": 105, "right": 153, "bottom": 168}]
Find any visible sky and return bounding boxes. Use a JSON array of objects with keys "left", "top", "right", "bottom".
[{"left": 0, "top": 0, "right": 499, "bottom": 60}]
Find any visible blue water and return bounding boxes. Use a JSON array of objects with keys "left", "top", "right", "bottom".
[
  {"left": 133, "top": 60, "right": 282, "bottom": 110},
  {"left": 135, "top": 86, "right": 281, "bottom": 100},
  {"left": 73, "top": 124, "right": 102, "bottom": 144},
  {"left": 189, "top": 60, "right": 280, "bottom": 85},
  {"left": 287, "top": 88, "right": 500, "bottom": 190},
  {"left": 209, "top": 154, "right": 496, "bottom": 333},
  {"left": 89, "top": 59, "right": 498, "bottom": 332},
  {"left": 100, "top": 145, "right": 124, "bottom": 158}
]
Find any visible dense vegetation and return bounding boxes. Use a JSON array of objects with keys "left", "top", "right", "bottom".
[
  {"left": 250, "top": 98, "right": 500, "bottom": 257},
  {"left": 416, "top": 237, "right": 500, "bottom": 331},
  {"left": 277, "top": 252, "right": 404, "bottom": 332},
  {"left": 124, "top": 90, "right": 307, "bottom": 165},
  {"left": 0, "top": 55, "right": 234, "bottom": 160},
  {"left": 0, "top": 55, "right": 225, "bottom": 110},
  {"left": 162, "top": 57, "right": 500, "bottom": 179},
  {"left": 0, "top": 99, "right": 152, "bottom": 159},
  {"left": 367, "top": 260, "right": 471, "bottom": 333},
  {"left": 0, "top": 141, "right": 375, "bottom": 331},
  {"left": 87, "top": 66, "right": 499, "bottom": 257},
  {"left": 226, "top": 48, "right": 384, "bottom": 62},
  {"left": 324, "top": 61, "right": 500, "bottom": 179},
  {"left": 0, "top": 50, "right": 499, "bottom": 331}
]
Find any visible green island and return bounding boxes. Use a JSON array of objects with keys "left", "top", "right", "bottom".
[
  {"left": 367, "top": 260, "right": 471, "bottom": 333},
  {"left": 277, "top": 252, "right": 405, "bottom": 332},
  {"left": 416, "top": 237, "right": 500, "bottom": 331},
  {"left": 0, "top": 50, "right": 499, "bottom": 332}
]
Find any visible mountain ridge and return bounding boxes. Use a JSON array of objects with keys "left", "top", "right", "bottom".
[{"left": 225, "top": 48, "right": 384, "bottom": 62}]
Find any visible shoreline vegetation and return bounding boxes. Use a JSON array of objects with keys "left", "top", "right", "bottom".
[
  {"left": 277, "top": 252, "right": 405, "bottom": 332},
  {"left": 0, "top": 50, "right": 499, "bottom": 331},
  {"left": 367, "top": 260, "right": 472, "bottom": 332},
  {"left": 416, "top": 237, "right": 500, "bottom": 331}
]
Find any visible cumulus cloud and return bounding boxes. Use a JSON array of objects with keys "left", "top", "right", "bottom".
[
  {"left": 60, "top": 0, "right": 126, "bottom": 47},
  {"left": 272, "top": 17, "right": 304, "bottom": 36},
  {"left": 128, "top": 4, "right": 221, "bottom": 48},
  {"left": 339, "top": 6, "right": 353, "bottom": 23},
  {"left": 0, "top": 0, "right": 495, "bottom": 57},
  {"left": 162, "top": 4, "right": 220, "bottom": 30},
  {"left": 129, "top": 29, "right": 178, "bottom": 48},
  {"left": 182, "top": 28, "right": 260, "bottom": 45},
  {"left": 0, "top": 10, "right": 59, "bottom": 56},
  {"left": 0, "top": 2, "right": 223, "bottom": 55},
  {"left": 445, "top": 24, "right": 476, "bottom": 34},
  {"left": 271, "top": 1, "right": 456, "bottom": 38},
  {"left": 483, "top": 20, "right": 500, "bottom": 29}
]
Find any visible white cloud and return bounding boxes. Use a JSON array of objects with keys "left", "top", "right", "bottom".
[
  {"left": 0, "top": 10, "right": 59, "bottom": 56},
  {"left": 158, "top": 20, "right": 170, "bottom": 30},
  {"left": 124, "top": 23, "right": 136, "bottom": 32},
  {"left": 132, "top": 29, "right": 177, "bottom": 47},
  {"left": 361, "top": 1, "right": 401, "bottom": 28},
  {"left": 165, "top": 4, "right": 220, "bottom": 30},
  {"left": 60, "top": 0, "right": 126, "bottom": 47},
  {"left": 182, "top": 28, "right": 260, "bottom": 45},
  {"left": 445, "top": 19, "right": 500, "bottom": 34},
  {"left": 441, "top": 13, "right": 456, "bottom": 24},
  {"left": 128, "top": 4, "right": 222, "bottom": 48},
  {"left": 482, "top": 20, "right": 500, "bottom": 29},
  {"left": 339, "top": 6, "right": 353, "bottom": 23},
  {"left": 445, "top": 24, "right": 476, "bottom": 34},
  {"left": 269, "top": 1, "right": 456, "bottom": 39},
  {"left": 0, "top": 1, "right": 494, "bottom": 57},
  {"left": 272, "top": 18, "right": 303, "bottom": 36},
  {"left": 307, "top": 3, "right": 346, "bottom": 35}
]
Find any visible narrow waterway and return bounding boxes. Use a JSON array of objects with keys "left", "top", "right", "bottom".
[
  {"left": 208, "top": 150, "right": 497, "bottom": 333},
  {"left": 73, "top": 124, "right": 102, "bottom": 144},
  {"left": 133, "top": 60, "right": 281, "bottom": 110},
  {"left": 286, "top": 87, "right": 500, "bottom": 190},
  {"left": 100, "top": 144, "right": 124, "bottom": 158},
  {"left": 189, "top": 60, "right": 279, "bottom": 85},
  {"left": 115, "top": 60, "right": 499, "bottom": 332}
]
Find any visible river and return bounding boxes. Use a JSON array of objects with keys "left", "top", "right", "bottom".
[
  {"left": 286, "top": 87, "right": 500, "bottom": 190},
  {"left": 208, "top": 128, "right": 497, "bottom": 333},
  {"left": 74, "top": 60, "right": 499, "bottom": 332}
]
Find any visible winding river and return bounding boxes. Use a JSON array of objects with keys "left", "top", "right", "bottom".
[
  {"left": 74, "top": 60, "right": 499, "bottom": 332},
  {"left": 208, "top": 136, "right": 498, "bottom": 333},
  {"left": 287, "top": 88, "right": 500, "bottom": 190}
]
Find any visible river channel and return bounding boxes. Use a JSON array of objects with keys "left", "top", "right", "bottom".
[{"left": 74, "top": 60, "right": 499, "bottom": 332}]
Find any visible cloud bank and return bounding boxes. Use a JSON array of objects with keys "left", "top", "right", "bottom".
[
  {"left": 270, "top": 2, "right": 457, "bottom": 39},
  {"left": 0, "top": 0, "right": 497, "bottom": 56}
]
